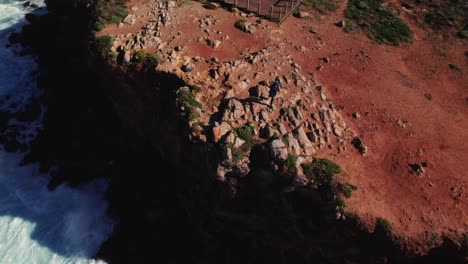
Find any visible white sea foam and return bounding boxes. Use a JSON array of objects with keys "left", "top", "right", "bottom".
[{"left": 0, "top": 1, "right": 113, "bottom": 263}]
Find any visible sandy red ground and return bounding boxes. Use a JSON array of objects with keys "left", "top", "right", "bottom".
[{"left": 103, "top": 0, "right": 467, "bottom": 254}]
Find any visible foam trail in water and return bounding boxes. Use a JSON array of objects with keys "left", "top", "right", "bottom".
[{"left": 0, "top": 1, "right": 114, "bottom": 263}]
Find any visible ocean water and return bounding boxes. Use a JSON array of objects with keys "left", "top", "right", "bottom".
[{"left": 0, "top": 1, "right": 113, "bottom": 263}]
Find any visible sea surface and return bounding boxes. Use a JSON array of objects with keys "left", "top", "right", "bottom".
[{"left": 0, "top": 1, "right": 113, "bottom": 263}]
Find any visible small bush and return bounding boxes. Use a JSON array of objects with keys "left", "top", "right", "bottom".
[
  {"left": 145, "top": 53, "right": 161, "bottom": 67},
  {"left": 92, "top": 0, "right": 128, "bottom": 31},
  {"left": 302, "top": 0, "right": 338, "bottom": 14},
  {"left": 178, "top": 89, "right": 203, "bottom": 109},
  {"left": 424, "top": 93, "right": 433, "bottom": 100},
  {"left": 190, "top": 122, "right": 204, "bottom": 133},
  {"left": 283, "top": 154, "right": 298, "bottom": 173},
  {"left": 293, "top": 7, "right": 301, "bottom": 17},
  {"left": 235, "top": 124, "right": 255, "bottom": 149},
  {"left": 235, "top": 19, "right": 247, "bottom": 32},
  {"left": 95, "top": 35, "right": 114, "bottom": 56},
  {"left": 336, "top": 198, "right": 347, "bottom": 213},
  {"left": 231, "top": 146, "right": 244, "bottom": 164},
  {"left": 177, "top": 88, "right": 203, "bottom": 121},
  {"left": 302, "top": 158, "right": 341, "bottom": 187},
  {"left": 188, "top": 109, "right": 200, "bottom": 121},
  {"left": 344, "top": 0, "right": 413, "bottom": 45},
  {"left": 343, "top": 21, "right": 357, "bottom": 33},
  {"left": 190, "top": 85, "right": 203, "bottom": 93},
  {"left": 338, "top": 183, "right": 358, "bottom": 198},
  {"left": 131, "top": 50, "right": 146, "bottom": 63},
  {"left": 376, "top": 217, "right": 392, "bottom": 233}
]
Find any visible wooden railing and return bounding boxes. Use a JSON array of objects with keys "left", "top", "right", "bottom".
[{"left": 222, "top": 0, "right": 302, "bottom": 22}]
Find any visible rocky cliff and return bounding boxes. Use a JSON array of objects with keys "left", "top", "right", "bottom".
[{"left": 7, "top": 0, "right": 466, "bottom": 263}]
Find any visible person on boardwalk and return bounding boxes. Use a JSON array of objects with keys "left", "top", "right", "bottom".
[{"left": 269, "top": 77, "right": 281, "bottom": 107}]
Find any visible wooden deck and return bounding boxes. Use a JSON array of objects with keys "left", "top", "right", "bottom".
[{"left": 222, "top": 0, "right": 302, "bottom": 22}]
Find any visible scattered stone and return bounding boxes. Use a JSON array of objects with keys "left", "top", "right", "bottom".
[
  {"left": 181, "top": 62, "right": 195, "bottom": 72},
  {"left": 409, "top": 163, "right": 425, "bottom": 176},
  {"left": 336, "top": 20, "right": 346, "bottom": 28},
  {"left": 351, "top": 137, "right": 368, "bottom": 156},
  {"left": 299, "top": 11, "right": 310, "bottom": 18}
]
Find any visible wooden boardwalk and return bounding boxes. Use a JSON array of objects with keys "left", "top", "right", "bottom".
[{"left": 222, "top": 0, "right": 302, "bottom": 22}]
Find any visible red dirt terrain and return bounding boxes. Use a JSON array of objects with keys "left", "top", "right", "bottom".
[{"left": 101, "top": 0, "right": 467, "bottom": 254}]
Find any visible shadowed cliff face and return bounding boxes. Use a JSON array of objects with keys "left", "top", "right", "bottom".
[{"left": 11, "top": 0, "right": 467, "bottom": 263}]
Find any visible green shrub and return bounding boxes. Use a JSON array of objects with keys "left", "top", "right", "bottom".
[
  {"left": 188, "top": 109, "right": 200, "bottom": 121},
  {"left": 302, "top": 0, "right": 338, "bottom": 14},
  {"left": 145, "top": 53, "right": 161, "bottom": 67},
  {"left": 344, "top": 0, "right": 413, "bottom": 45},
  {"left": 301, "top": 158, "right": 341, "bottom": 186},
  {"left": 336, "top": 198, "right": 347, "bottom": 213},
  {"left": 231, "top": 146, "right": 244, "bottom": 163},
  {"left": 95, "top": 35, "right": 114, "bottom": 56},
  {"left": 234, "top": 19, "right": 247, "bottom": 32},
  {"left": 235, "top": 124, "right": 255, "bottom": 149},
  {"left": 283, "top": 154, "right": 298, "bottom": 173},
  {"left": 337, "top": 183, "right": 358, "bottom": 198},
  {"left": 130, "top": 51, "right": 160, "bottom": 66},
  {"left": 92, "top": 0, "right": 128, "bottom": 31},
  {"left": 178, "top": 89, "right": 203, "bottom": 109},
  {"left": 425, "top": 9, "right": 456, "bottom": 29},
  {"left": 376, "top": 217, "right": 392, "bottom": 233},
  {"left": 190, "top": 122, "right": 204, "bottom": 133},
  {"left": 131, "top": 50, "right": 146, "bottom": 63},
  {"left": 190, "top": 85, "right": 203, "bottom": 93},
  {"left": 424, "top": 93, "right": 433, "bottom": 100},
  {"left": 293, "top": 7, "right": 301, "bottom": 17},
  {"left": 177, "top": 88, "right": 203, "bottom": 121},
  {"left": 343, "top": 21, "right": 357, "bottom": 33}
]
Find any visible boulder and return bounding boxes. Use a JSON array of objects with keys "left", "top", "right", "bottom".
[
  {"left": 261, "top": 125, "right": 279, "bottom": 139},
  {"left": 181, "top": 62, "right": 195, "bottom": 72},
  {"left": 123, "top": 14, "right": 137, "bottom": 25},
  {"left": 252, "top": 85, "right": 270, "bottom": 99},
  {"left": 285, "top": 133, "right": 301, "bottom": 155},
  {"left": 225, "top": 98, "right": 245, "bottom": 120},
  {"left": 212, "top": 122, "right": 232, "bottom": 142},
  {"left": 278, "top": 123, "right": 288, "bottom": 135},
  {"left": 269, "top": 139, "right": 288, "bottom": 160}
]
